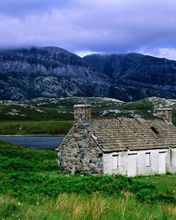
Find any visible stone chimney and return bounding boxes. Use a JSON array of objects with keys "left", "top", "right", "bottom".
[
  {"left": 74, "top": 104, "right": 91, "bottom": 124},
  {"left": 154, "top": 108, "right": 172, "bottom": 124}
]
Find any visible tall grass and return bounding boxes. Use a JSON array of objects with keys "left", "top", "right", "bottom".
[{"left": 0, "top": 193, "right": 175, "bottom": 220}]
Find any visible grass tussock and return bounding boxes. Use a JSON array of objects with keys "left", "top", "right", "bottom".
[{"left": 0, "top": 193, "right": 175, "bottom": 220}]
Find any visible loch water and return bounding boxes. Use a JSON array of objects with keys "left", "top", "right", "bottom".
[{"left": 0, "top": 135, "right": 64, "bottom": 150}]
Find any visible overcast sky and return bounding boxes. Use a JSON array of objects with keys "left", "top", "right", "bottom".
[{"left": 0, "top": 0, "right": 176, "bottom": 59}]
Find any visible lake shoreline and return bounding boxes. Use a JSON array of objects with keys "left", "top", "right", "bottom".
[{"left": 0, "top": 134, "right": 65, "bottom": 137}]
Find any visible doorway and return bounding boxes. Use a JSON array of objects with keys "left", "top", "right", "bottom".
[
  {"left": 158, "top": 151, "right": 166, "bottom": 174},
  {"left": 127, "top": 153, "right": 137, "bottom": 177}
]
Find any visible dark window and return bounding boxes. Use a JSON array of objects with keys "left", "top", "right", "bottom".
[
  {"left": 170, "top": 149, "right": 172, "bottom": 164},
  {"left": 99, "top": 153, "right": 103, "bottom": 158},
  {"left": 151, "top": 127, "right": 159, "bottom": 135},
  {"left": 112, "top": 154, "right": 119, "bottom": 169}
]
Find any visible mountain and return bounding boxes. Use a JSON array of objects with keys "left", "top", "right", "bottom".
[
  {"left": 1, "top": 47, "right": 176, "bottom": 102},
  {"left": 0, "top": 47, "right": 111, "bottom": 100},
  {"left": 84, "top": 53, "right": 176, "bottom": 101}
]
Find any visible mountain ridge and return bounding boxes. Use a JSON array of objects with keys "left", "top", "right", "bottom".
[
  {"left": 1, "top": 46, "right": 176, "bottom": 101},
  {"left": 84, "top": 52, "right": 176, "bottom": 101},
  {"left": 0, "top": 47, "right": 111, "bottom": 100}
]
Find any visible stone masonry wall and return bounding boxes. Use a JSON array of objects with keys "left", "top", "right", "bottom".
[{"left": 57, "top": 123, "right": 103, "bottom": 174}]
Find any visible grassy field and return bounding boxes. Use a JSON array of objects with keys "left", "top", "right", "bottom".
[
  {"left": 1, "top": 141, "right": 176, "bottom": 219},
  {"left": 0, "top": 121, "right": 73, "bottom": 135}
]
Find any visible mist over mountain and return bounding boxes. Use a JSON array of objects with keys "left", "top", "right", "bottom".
[{"left": 1, "top": 47, "right": 176, "bottom": 101}]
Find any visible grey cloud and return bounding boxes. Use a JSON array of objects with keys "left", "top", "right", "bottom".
[
  {"left": 0, "top": 0, "right": 71, "bottom": 16},
  {"left": 0, "top": 0, "right": 176, "bottom": 59}
]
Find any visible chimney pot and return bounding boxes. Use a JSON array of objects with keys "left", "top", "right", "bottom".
[
  {"left": 154, "top": 108, "right": 172, "bottom": 124},
  {"left": 73, "top": 104, "right": 91, "bottom": 124}
]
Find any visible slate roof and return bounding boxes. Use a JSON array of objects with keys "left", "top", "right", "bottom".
[{"left": 91, "top": 117, "right": 176, "bottom": 152}]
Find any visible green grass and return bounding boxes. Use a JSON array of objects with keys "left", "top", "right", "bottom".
[
  {"left": 0, "top": 97, "right": 154, "bottom": 122},
  {"left": 0, "top": 99, "right": 155, "bottom": 135},
  {"left": 135, "top": 174, "right": 176, "bottom": 197},
  {"left": 1, "top": 141, "right": 176, "bottom": 219},
  {"left": 0, "top": 103, "right": 73, "bottom": 121},
  {"left": 0, "top": 120, "right": 73, "bottom": 135},
  {"left": 2, "top": 97, "right": 176, "bottom": 136},
  {"left": 1, "top": 193, "right": 175, "bottom": 220}
]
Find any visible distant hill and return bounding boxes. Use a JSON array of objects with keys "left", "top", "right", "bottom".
[
  {"left": 0, "top": 97, "right": 124, "bottom": 121},
  {"left": 1, "top": 96, "right": 175, "bottom": 121},
  {"left": 1, "top": 96, "right": 176, "bottom": 135},
  {"left": 84, "top": 53, "right": 176, "bottom": 101},
  {"left": 1, "top": 46, "right": 176, "bottom": 101}
]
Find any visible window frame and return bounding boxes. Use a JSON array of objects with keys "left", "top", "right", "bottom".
[
  {"left": 112, "top": 154, "right": 119, "bottom": 169},
  {"left": 145, "top": 152, "right": 151, "bottom": 167}
]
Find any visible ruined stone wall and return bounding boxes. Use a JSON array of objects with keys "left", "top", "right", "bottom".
[{"left": 57, "top": 124, "right": 103, "bottom": 174}]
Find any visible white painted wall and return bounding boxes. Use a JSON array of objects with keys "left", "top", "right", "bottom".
[
  {"left": 103, "top": 148, "right": 176, "bottom": 177},
  {"left": 168, "top": 148, "right": 176, "bottom": 173}
]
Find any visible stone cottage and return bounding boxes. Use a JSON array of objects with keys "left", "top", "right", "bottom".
[{"left": 56, "top": 105, "right": 176, "bottom": 177}]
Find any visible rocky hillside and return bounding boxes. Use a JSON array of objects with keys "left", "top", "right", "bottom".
[
  {"left": 1, "top": 47, "right": 176, "bottom": 101},
  {"left": 0, "top": 97, "right": 124, "bottom": 121},
  {"left": 0, "top": 47, "right": 110, "bottom": 100},
  {"left": 84, "top": 53, "right": 176, "bottom": 101},
  {"left": 1, "top": 96, "right": 175, "bottom": 121}
]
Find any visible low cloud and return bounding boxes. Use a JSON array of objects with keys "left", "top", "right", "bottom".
[
  {"left": 75, "top": 50, "right": 101, "bottom": 58},
  {"left": 140, "top": 48, "right": 176, "bottom": 61}
]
